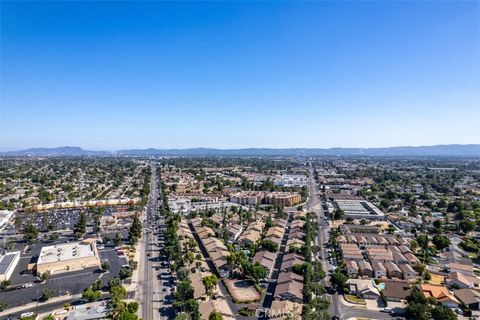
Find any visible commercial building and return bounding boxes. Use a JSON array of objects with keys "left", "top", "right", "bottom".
[
  {"left": 36, "top": 241, "right": 100, "bottom": 275},
  {"left": 265, "top": 192, "right": 302, "bottom": 207},
  {"left": 331, "top": 199, "right": 385, "bottom": 220},
  {"left": 229, "top": 191, "right": 264, "bottom": 205},
  {"left": 274, "top": 175, "right": 307, "bottom": 187},
  {"left": 0, "top": 251, "right": 20, "bottom": 281}
]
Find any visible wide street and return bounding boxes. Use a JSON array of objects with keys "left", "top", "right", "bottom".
[{"left": 138, "top": 163, "right": 175, "bottom": 320}]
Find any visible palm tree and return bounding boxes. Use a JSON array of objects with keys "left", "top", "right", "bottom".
[{"left": 226, "top": 254, "right": 236, "bottom": 277}]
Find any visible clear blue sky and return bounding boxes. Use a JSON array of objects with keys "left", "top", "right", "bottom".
[{"left": 1, "top": 1, "right": 479, "bottom": 150}]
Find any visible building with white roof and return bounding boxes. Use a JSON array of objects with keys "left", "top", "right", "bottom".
[
  {"left": 36, "top": 241, "right": 100, "bottom": 275},
  {"left": 333, "top": 199, "right": 385, "bottom": 220},
  {"left": 0, "top": 251, "right": 20, "bottom": 281}
]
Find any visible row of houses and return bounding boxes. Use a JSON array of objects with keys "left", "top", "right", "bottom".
[
  {"left": 238, "top": 220, "right": 265, "bottom": 247},
  {"left": 347, "top": 278, "right": 480, "bottom": 312},
  {"left": 191, "top": 218, "right": 230, "bottom": 277},
  {"left": 272, "top": 215, "right": 307, "bottom": 310},
  {"left": 340, "top": 243, "right": 421, "bottom": 281},
  {"left": 180, "top": 218, "right": 236, "bottom": 320},
  {"left": 337, "top": 233, "right": 410, "bottom": 247}
]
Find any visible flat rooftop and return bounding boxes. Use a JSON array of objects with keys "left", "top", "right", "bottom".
[
  {"left": 37, "top": 242, "right": 96, "bottom": 265},
  {"left": 334, "top": 199, "right": 385, "bottom": 217},
  {"left": 0, "top": 251, "right": 20, "bottom": 275}
]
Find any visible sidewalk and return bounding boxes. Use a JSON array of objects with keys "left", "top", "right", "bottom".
[
  {"left": 127, "top": 236, "right": 142, "bottom": 293},
  {"left": 0, "top": 293, "right": 82, "bottom": 318}
]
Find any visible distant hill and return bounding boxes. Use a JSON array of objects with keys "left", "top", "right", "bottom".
[
  {"left": 0, "top": 146, "right": 110, "bottom": 156},
  {"left": 2, "top": 144, "right": 479, "bottom": 157},
  {"left": 116, "top": 145, "right": 480, "bottom": 157}
]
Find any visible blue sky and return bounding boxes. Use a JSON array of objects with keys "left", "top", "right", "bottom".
[{"left": 1, "top": 1, "right": 479, "bottom": 150}]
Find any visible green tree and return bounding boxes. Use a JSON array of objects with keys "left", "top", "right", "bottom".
[
  {"left": 40, "top": 288, "right": 54, "bottom": 301},
  {"left": 0, "top": 280, "right": 11, "bottom": 290},
  {"left": 250, "top": 262, "right": 267, "bottom": 284},
  {"left": 110, "top": 285, "right": 127, "bottom": 303},
  {"left": 431, "top": 305, "right": 457, "bottom": 320},
  {"left": 82, "top": 287, "right": 102, "bottom": 302},
  {"left": 119, "top": 266, "right": 132, "bottom": 280},
  {"left": 332, "top": 209, "right": 344, "bottom": 221},
  {"left": 260, "top": 239, "right": 278, "bottom": 253},
  {"left": 208, "top": 311, "right": 223, "bottom": 320},
  {"left": 330, "top": 269, "right": 348, "bottom": 290},
  {"left": 114, "top": 232, "right": 123, "bottom": 246},
  {"left": 459, "top": 220, "right": 476, "bottom": 233},
  {"left": 202, "top": 275, "right": 218, "bottom": 298},
  {"left": 129, "top": 214, "right": 142, "bottom": 244},
  {"left": 23, "top": 222, "right": 39, "bottom": 244},
  {"left": 39, "top": 272, "right": 49, "bottom": 282},
  {"left": 432, "top": 235, "right": 450, "bottom": 250},
  {"left": 101, "top": 260, "right": 111, "bottom": 272}
]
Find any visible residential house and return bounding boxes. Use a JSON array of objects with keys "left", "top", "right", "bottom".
[
  {"left": 393, "top": 252, "right": 409, "bottom": 265},
  {"left": 266, "top": 226, "right": 284, "bottom": 240},
  {"left": 227, "top": 223, "right": 243, "bottom": 243},
  {"left": 277, "top": 272, "right": 304, "bottom": 285},
  {"left": 346, "top": 279, "right": 381, "bottom": 299},
  {"left": 346, "top": 260, "right": 359, "bottom": 277},
  {"left": 384, "top": 262, "right": 402, "bottom": 279},
  {"left": 358, "top": 260, "right": 373, "bottom": 277},
  {"left": 286, "top": 238, "right": 305, "bottom": 250},
  {"left": 453, "top": 289, "right": 480, "bottom": 310},
  {"left": 420, "top": 284, "right": 460, "bottom": 308},
  {"left": 280, "top": 257, "right": 304, "bottom": 272},
  {"left": 189, "top": 272, "right": 208, "bottom": 300},
  {"left": 404, "top": 252, "right": 421, "bottom": 265},
  {"left": 269, "top": 300, "right": 303, "bottom": 320},
  {"left": 448, "top": 262, "right": 474, "bottom": 276},
  {"left": 382, "top": 279, "right": 412, "bottom": 302},
  {"left": 210, "top": 250, "right": 230, "bottom": 277},
  {"left": 238, "top": 230, "right": 261, "bottom": 247},
  {"left": 372, "top": 261, "right": 387, "bottom": 279},
  {"left": 446, "top": 272, "right": 480, "bottom": 289},
  {"left": 274, "top": 281, "right": 304, "bottom": 304},
  {"left": 252, "top": 251, "right": 276, "bottom": 276},
  {"left": 399, "top": 263, "right": 418, "bottom": 280}
]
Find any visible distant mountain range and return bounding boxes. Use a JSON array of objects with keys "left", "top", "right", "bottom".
[
  {"left": 1, "top": 144, "right": 479, "bottom": 157},
  {"left": 0, "top": 146, "right": 110, "bottom": 157}
]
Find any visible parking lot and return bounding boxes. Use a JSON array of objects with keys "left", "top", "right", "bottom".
[{"left": 0, "top": 210, "right": 130, "bottom": 310}]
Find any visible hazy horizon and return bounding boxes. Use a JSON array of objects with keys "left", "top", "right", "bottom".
[
  {"left": 2, "top": 143, "right": 480, "bottom": 153},
  {"left": 1, "top": 1, "right": 479, "bottom": 150}
]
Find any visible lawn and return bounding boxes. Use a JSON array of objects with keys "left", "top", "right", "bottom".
[
  {"left": 344, "top": 294, "right": 367, "bottom": 305},
  {"left": 428, "top": 274, "right": 445, "bottom": 285},
  {"left": 224, "top": 279, "right": 261, "bottom": 303}
]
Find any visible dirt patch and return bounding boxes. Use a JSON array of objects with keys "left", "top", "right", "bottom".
[{"left": 224, "top": 279, "right": 260, "bottom": 303}]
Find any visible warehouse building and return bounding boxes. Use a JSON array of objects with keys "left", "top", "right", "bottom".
[
  {"left": 36, "top": 241, "right": 100, "bottom": 275},
  {"left": 332, "top": 199, "right": 385, "bottom": 220}
]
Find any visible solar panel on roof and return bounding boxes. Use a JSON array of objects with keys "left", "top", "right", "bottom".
[{"left": 0, "top": 254, "right": 16, "bottom": 274}]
